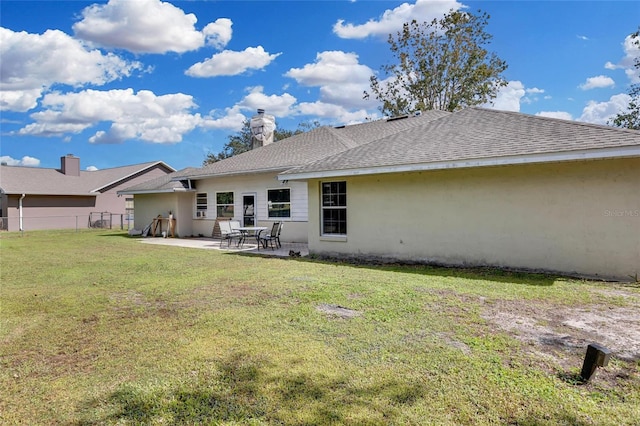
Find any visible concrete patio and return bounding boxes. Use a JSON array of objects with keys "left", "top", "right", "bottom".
[{"left": 138, "top": 236, "right": 309, "bottom": 258}]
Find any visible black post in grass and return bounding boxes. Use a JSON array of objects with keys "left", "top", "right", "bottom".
[{"left": 580, "top": 343, "right": 611, "bottom": 382}]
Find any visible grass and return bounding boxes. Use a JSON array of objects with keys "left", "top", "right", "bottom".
[{"left": 1, "top": 230, "right": 639, "bottom": 425}]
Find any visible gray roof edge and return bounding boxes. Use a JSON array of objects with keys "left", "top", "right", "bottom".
[
  {"left": 91, "top": 161, "right": 175, "bottom": 192},
  {"left": 174, "top": 166, "right": 290, "bottom": 181},
  {"left": 117, "top": 188, "right": 195, "bottom": 195},
  {"left": 279, "top": 145, "right": 640, "bottom": 181}
]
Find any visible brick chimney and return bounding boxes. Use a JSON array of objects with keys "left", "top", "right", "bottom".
[{"left": 61, "top": 154, "right": 80, "bottom": 176}]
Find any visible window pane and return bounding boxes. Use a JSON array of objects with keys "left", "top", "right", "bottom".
[
  {"left": 196, "top": 193, "right": 208, "bottom": 209},
  {"left": 322, "top": 208, "right": 347, "bottom": 234},
  {"left": 217, "top": 205, "right": 234, "bottom": 218},
  {"left": 216, "top": 192, "right": 233, "bottom": 204},
  {"left": 268, "top": 189, "right": 290, "bottom": 203},
  {"left": 269, "top": 203, "right": 290, "bottom": 217}
]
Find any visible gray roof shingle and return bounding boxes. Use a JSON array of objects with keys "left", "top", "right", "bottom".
[
  {"left": 117, "top": 168, "right": 199, "bottom": 194},
  {"left": 0, "top": 161, "right": 174, "bottom": 195},
  {"left": 174, "top": 110, "right": 450, "bottom": 180},
  {"left": 281, "top": 108, "right": 640, "bottom": 177}
]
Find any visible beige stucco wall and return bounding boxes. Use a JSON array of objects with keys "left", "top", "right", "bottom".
[
  {"left": 307, "top": 158, "right": 640, "bottom": 280},
  {"left": 132, "top": 193, "right": 181, "bottom": 236}
]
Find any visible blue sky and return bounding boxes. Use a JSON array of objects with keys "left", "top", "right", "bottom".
[{"left": 1, "top": 0, "right": 638, "bottom": 171}]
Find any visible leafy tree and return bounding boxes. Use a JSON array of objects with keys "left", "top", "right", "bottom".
[
  {"left": 610, "top": 29, "right": 640, "bottom": 130},
  {"left": 203, "top": 120, "right": 320, "bottom": 165},
  {"left": 366, "top": 9, "right": 508, "bottom": 115}
]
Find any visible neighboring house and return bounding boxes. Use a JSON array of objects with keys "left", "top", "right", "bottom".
[
  {"left": 280, "top": 108, "right": 640, "bottom": 281},
  {"left": 0, "top": 154, "right": 175, "bottom": 231},
  {"left": 118, "top": 110, "right": 450, "bottom": 241}
]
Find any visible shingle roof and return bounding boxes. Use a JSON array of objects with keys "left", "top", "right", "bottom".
[
  {"left": 281, "top": 108, "right": 640, "bottom": 178},
  {"left": 117, "top": 168, "right": 199, "bottom": 194},
  {"left": 174, "top": 110, "right": 450, "bottom": 180},
  {"left": 0, "top": 161, "right": 174, "bottom": 196}
]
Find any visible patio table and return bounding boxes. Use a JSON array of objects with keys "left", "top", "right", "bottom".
[{"left": 237, "top": 226, "right": 268, "bottom": 248}]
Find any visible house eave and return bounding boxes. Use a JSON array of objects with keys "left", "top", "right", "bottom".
[
  {"left": 117, "top": 188, "right": 195, "bottom": 195},
  {"left": 175, "top": 166, "right": 290, "bottom": 181},
  {"left": 279, "top": 146, "right": 640, "bottom": 181}
]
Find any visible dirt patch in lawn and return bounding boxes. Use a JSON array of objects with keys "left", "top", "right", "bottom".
[
  {"left": 481, "top": 287, "right": 640, "bottom": 369},
  {"left": 316, "top": 304, "right": 362, "bottom": 319}
]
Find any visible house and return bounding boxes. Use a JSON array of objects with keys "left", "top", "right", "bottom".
[
  {"left": 280, "top": 108, "right": 640, "bottom": 280},
  {"left": 121, "top": 107, "right": 639, "bottom": 280},
  {"left": 0, "top": 154, "right": 175, "bottom": 231},
  {"left": 118, "top": 110, "right": 450, "bottom": 241}
]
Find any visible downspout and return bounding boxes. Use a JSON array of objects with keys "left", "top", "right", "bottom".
[{"left": 19, "top": 193, "right": 25, "bottom": 231}]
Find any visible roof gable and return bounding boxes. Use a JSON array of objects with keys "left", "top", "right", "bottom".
[{"left": 0, "top": 161, "right": 175, "bottom": 196}]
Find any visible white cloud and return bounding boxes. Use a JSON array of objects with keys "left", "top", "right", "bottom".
[
  {"left": 86, "top": 166, "right": 99, "bottom": 171},
  {"left": 605, "top": 33, "right": 640, "bottom": 84},
  {"left": 285, "top": 51, "right": 376, "bottom": 109},
  {"left": 17, "top": 89, "right": 203, "bottom": 144},
  {"left": 0, "top": 155, "right": 40, "bottom": 167},
  {"left": 577, "top": 35, "right": 589, "bottom": 41},
  {"left": 578, "top": 93, "right": 630, "bottom": 125},
  {"left": 202, "top": 18, "right": 233, "bottom": 49},
  {"left": 237, "top": 86, "right": 297, "bottom": 117},
  {"left": 286, "top": 51, "right": 371, "bottom": 86},
  {"left": 297, "top": 101, "right": 371, "bottom": 124},
  {"left": 579, "top": 75, "right": 615, "bottom": 90},
  {"left": 535, "top": 111, "right": 573, "bottom": 121},
  {"left": 186, "top": 46, "right": 281, "bottom": 77},
  {"left": 73, "top": 0, "right": 231, "bottom": 54},
  {"left": 0, "top": 27, "right": 142, "bottom": 112},
  {"left": 333, "top": 0, "right": 463, "bottom": 39},
  {"left": 526, "top": 87, "right": 545, "bottom": 94},
  {"left": 200, "top": 106, "right": 246, "bottom": 131},
  {"left": 484, "top": 81, "right": 525, "bottom": 112}
]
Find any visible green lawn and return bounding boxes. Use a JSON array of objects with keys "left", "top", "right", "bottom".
[{"left": 1, "top": 230, "right": 639, "bottom": 425}]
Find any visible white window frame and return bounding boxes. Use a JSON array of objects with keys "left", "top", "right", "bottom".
[
  {"left": 196, "top": 193, "right": 208, "bottom": 218},
  {"left": 267, "top": 188, "right": 291, "bottom": 219},
  {"left": 320, "top": 181, "right": 347, "bottom": 236},
  {"left": 215, "top": 191, "right": 235, "bottom": 219}
]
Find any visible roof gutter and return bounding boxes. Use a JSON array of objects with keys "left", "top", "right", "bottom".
[
  {"left": 175, "top": 166, "right": 290, "bottom": 181},
  {"left": 117, "top": 188, "right": 194, "bottom": 196},
  {"left": 278, "top": 146, "right": 640, "bottom": 181}
]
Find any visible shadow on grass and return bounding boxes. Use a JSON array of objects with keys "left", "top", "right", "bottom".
[
  {"left": 279, "top": 255, "right": 562, "bottom": 287},
  {"left": 75, "top": 351, "right": 428, "bottom": 425},
  {"left": 75, "top": 350, "right": 612, "bottom": 425}
]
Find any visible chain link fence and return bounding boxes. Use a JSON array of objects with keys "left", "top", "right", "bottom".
[{"left": 0, "top": 213, "right": 132, "bottom": 233}]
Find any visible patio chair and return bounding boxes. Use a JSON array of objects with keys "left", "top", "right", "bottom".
[
  {"left": 260, "top": 222, "right": 283, "bottom": 250},
  {"left": 218, "top": 220, "right": 242, "bottom": 247},
  {"left": 229, "top": 219, "right": 246, "bottom": 246}
]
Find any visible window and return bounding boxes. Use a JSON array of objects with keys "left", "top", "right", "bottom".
[
  {"left": 267, "top": 188, "right": 291, "bottom": 218},
  {"left": 216, "top": 191, "right": 234, "bottom": 218},
  {"left": 321, "top": 181, "right": 346, "bottom": 235},
  {"left": 196, "top": 193, "right": 208, "bottom": 217},
  {"left": 125, "top": 198, "right": 134, "bottom": 220}
]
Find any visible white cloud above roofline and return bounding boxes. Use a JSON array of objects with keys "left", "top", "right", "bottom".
[
  {"left": 186, "top": 46, "right": 281, "bottom": 78},
  {"left": 333, "top": 0, "right": 463, "bottom": 39},
  {"left": 73, "top": 0, "right": 232, "bottom": 54},
  {"left": 579, "top": 75, "right": 615, "bottom": 90}
]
